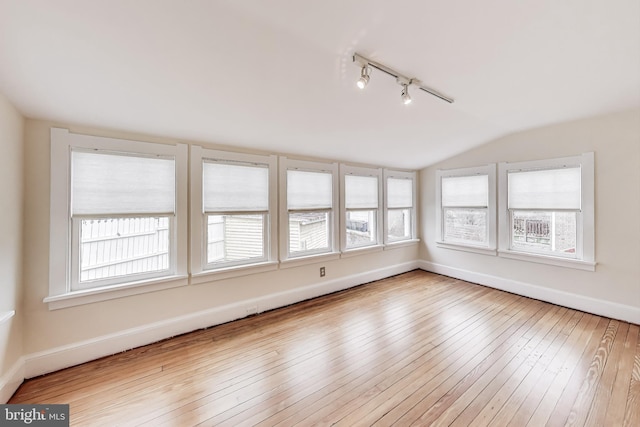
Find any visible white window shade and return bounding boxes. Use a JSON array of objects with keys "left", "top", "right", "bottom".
[
  {"left": 72, "top": 151, "right": 175, "bottom": 215},
  {"left": 508, "top": 167, "right": 581, "bottom": 210},
  {"left": 287, "top": 170, "right": 333, "bottom": 209},
  {"left": 442, "top": 175, "right": 488, "bottom": 207},
  {"left": 345, "top": 175, "right": 378, "bottom": 209},
  {"left": 203, "top": 162, "right": 269, "bottom": 212},
  {"left": 387, "top": 177, "right": 413, "bottom": 208}
]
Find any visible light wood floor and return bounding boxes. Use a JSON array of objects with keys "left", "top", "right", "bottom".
[{"left": 10, "top": 270, "right": 640, "bottom": 426}]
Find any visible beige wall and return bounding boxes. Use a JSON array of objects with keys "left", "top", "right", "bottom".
[
  {"left": 22, "top": 119, "right": 418, "bottom": 355},
  {"left": 420, "top": 109, "right": 640, "bottom": 311},
  {"left": 0, "top": 93, "right": 24, "bottom": 384}
]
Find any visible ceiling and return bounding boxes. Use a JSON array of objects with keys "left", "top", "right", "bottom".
[{"left": 0, "top": 0, "right": 638, "bottom": 169}]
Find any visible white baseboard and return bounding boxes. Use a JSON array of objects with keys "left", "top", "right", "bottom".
[
  {"left": 23, "top": 261, "right": 419, "bottom": 379},
  {"left": 0, "top": 357, "right": 24, "bottom": 403},
  {"left": 418, "top": 260, "right": 640, "bottom": 325}
]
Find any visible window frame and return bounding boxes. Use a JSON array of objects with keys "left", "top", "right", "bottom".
[
  {"left": 435, "top": 164, "right": 497, "bottom": 255},
  {"left": 383, "top": 169, "right": 418, "bottom": 246},
  {"left": 339, "top": 164, "right": 384, "bottom": 255},
  {"left": 46, "top": 128, "right": 188, "bottom": 309},
  {"left": 190, "top": 147, "right": 278, "bottom": 282},
  {"left": 498, "top": 152, "right": 595, "bottom": 270},
  {"left": 279, "top": 157, "right": 339, "bottom": 265}
]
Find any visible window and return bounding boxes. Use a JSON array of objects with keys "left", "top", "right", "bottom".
[
  {"left": 47, "top": 128, "right": 188, "bottom": 308},
  {"left": 340, "top": 165, "right": 383, "bottom": 252},
  {"left": 190, "top": 147, "right": 277, "bottom": 278},
  {"left": 436, "top": 165, "right": 496, "bottom": 253},
  {"left": 498, "top": 153, "right": 595, "bottom": 270},
  {"left": 384, "top": 170, "right": 417, "bottom": 244},
  {"left": 280, "top": 158, "right": 339, "bottom": 261}
]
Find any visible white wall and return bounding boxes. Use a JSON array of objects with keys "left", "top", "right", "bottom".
[
  {"left": 10, "top": 109, "right": 639, "bottom": 395},
  {"left": 420, "top": 109, "right": 640, "bottom": 323},
  {"left": 0, "top": 92, "right": 24, "bottom": 402},
  {"left": 21, "top": 119, "right": 419, "bottom": 377}
]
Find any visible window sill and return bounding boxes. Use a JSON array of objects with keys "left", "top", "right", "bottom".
[
  {"left": 280, "top": 252, "right": 341, "bottom": 269},
  {"left": 498, "top": 250, "right": 596, "bottom": 271},
  {"left": 384, "top": 239, "right": 420, "bottom": 250},
  {"left": 191, "top": 261, "right": 279, "bottom": 284},
  {"left": 0, "top": 310, "right": 15, "bottom": 325},
  {"left": 436, "top": 241, "right": 497, "bottom": 256},
  {"left": 341, "top": 245, "right": 384, "bottom": 258},
  {"left": 44, "top": 275, "right": 189, "bottom": 310}
]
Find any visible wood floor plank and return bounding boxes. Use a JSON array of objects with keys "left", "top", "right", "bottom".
[
  {"left": 158, "top": 280, "right": 498, "bottom": 426},
  {"left": 543, "top": 317, "right": 612, "bottom": 427},
  {"left": 72, "top": 275, "right": 468, "bottom": 424},
  {"left": 524, "top": 313, "right": 604, "bottom": 427},
  {"left": 564, "top": 319, "right": 619, "bottom": 426},
  {"left": 206, "top": 287, "right": 494, "bottom": 427},
  {"left": 584, "top": 321, "right": 630, "bottom": 427},
  {"left": 22, "top": 271, "right": 439, "bottom": 403},
  {"left": 504, "top": 311, "right": 587, "bottom": 427},
  {"left": 427, "top": 312, "right": 586, "bottom": 427},
  {"left": 334, "top": 298, "right": 550, "bottom": 426},
  {"left": 389, "top": 307, "right": 573, "bottom": 426},
  {"left": 440, "top": 308, "right": 578, "bottom": 427},
  {"left": 8, "top": 270, "right": 638, "bottom": 427},
  {"left": 624, "top": 326, "right": 640, "bottom": 427},
  {"left": 602, "top": 323, "right": 638, "bottom": 427},
  {"left": 124, "top": 277, "right": 482, "bottom": 426},
  {"left": 487, "top": 310, "right": 581, "bottom": 426},
  {"left": 257, "top": 290, "right": 523, "bottom": 427},
  {"left": 440, "top": 306, "right": 567, "bottom": 427},
  {"left": 250, "top": 289, "right": 521, "bottom": 427}
]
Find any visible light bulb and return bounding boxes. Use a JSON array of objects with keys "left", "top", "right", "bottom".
[
  {"left": 401, "top": 85, "right": 412, "bottom": 104},
  {"left": 356, "top": 66, "right": 370, "bottom": 89}
]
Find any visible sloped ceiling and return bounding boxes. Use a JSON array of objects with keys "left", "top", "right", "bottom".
[{"left": 0, "top": 0, "right": 638, "bottom": 169}]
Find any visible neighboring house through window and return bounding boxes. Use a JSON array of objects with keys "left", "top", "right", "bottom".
[
  {"left": 280, "top": 158, "right": 339, "bottom": 261},
  {"left": 190, "top": 147, "right": 278, "bottom": 280}
]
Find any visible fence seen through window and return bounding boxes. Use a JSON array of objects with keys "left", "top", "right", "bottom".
[{"left": 79, "top": 217, "right": 170, "bottom": 283}]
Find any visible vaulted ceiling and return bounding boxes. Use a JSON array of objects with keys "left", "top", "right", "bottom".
[{"left": 1, "top": 0, "right": 638, "bottom": 169}]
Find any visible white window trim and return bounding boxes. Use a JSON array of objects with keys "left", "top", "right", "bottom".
[
  {"left": 383, "top": 169, "right": 417, "bottom": 245},
  {"left": 44, "top": 275, "right": 188, "bottom": 310},
  {"left": 190, "top": 261, "right": 279, "bottom": 284},
  {"left": 190, "top": 147, "right": 278, "bottom": 281},
  {"left": 279, "top": 157, "right": 339, "bottom": 262},
  {"left": 339, "top": 164, "right": 384, "bottom": 254},
  {"left": 384, "top": 238, "right": 420, "bottom": 250},
  {"left": 498, "top": 152, "right": 595, "bottom": 271},
  {"left": 435, "top": 164, "right": 497, "bottom": 254},
  {"left": 46, "top": 128, "right": 188, "bottom": 309},
  {"left": 279, "top": 252, "right": 341, "bottom": 269},
  {"left": 0, "top": 310, "right": 15, "bottom": 325}
]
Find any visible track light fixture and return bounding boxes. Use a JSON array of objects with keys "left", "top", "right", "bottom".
[
  {"left": 352, "top": 52, "right": 454, "bottom": 105},
  {"left": 401, "top": 84, "right": 412, "bottom": 105},
  {"left": 356, "top": 65, "right": 370, "bottom": 89}
]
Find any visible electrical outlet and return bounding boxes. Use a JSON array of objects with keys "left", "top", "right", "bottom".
[{"left": 320, "top": 267, "right": 326, "bottom": 277}]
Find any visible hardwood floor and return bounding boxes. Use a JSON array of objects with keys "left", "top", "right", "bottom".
[{"left": 10, "top": 270, "right": 640, "bottom": 426}]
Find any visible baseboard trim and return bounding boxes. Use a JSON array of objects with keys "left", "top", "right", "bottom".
[
  {"left": 418, "top": 260, "right": 640, "bottom": 325},
  {"left": 24, "top": 261, "right": 419, "bottom": 379},
  {"left": 0, "top": 357, "right": 24, "bottom": 403}
]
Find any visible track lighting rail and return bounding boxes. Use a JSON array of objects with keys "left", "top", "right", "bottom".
[{"left": 353, "top": 53, "right": 454, "bottom": 104}]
